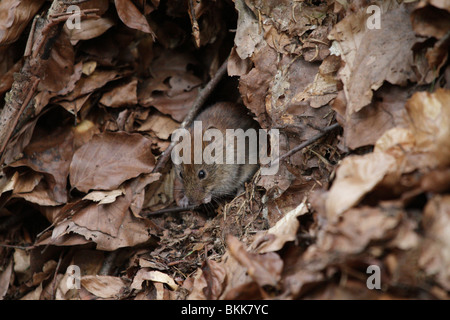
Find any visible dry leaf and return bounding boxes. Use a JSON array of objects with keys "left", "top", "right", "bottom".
[
  {"left": 81, "top": 275, "right": 127, "bottom": 299},
  {"left": 70, "top": 132, "right": 155, "bottom": 193}
]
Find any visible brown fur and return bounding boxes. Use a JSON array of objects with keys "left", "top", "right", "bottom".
[{"left": 174, "top": 102, "right": 260, "bottom": 206}]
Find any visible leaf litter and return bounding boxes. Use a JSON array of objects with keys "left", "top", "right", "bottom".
[{"left": 0, "top": 0, "right": 449, "bottom": 300}]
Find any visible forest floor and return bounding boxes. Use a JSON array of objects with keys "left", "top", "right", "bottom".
[{"left": 0, "top": 0, "right": 449, "bottom": 300}]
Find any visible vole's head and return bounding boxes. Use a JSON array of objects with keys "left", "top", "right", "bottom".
[{"left": 175, "top": 162, "right": 237, "bottom": 206}]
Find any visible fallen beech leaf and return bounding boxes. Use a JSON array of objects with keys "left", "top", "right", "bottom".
[
  {"left": 66, "top": 17, "right": 115, "bottom": 45},
  {"left": 99, "top": 79, "right": 138, "bottom": 108},
  {"left": 187, "top": 260, "right": 226, "bottom": 300},
  {"left": 131, "top": 269, "right": 178, "bottom": 291},
  {"left": 411, "top": 2, "right": 450, "bottom": 39},
  {"left": 114, "top": 0, "right": 155, "bottom": 38},
  {"left": 12, "top": 171, "right": 42, "bottom": 194},
  {"left": 0, "top": 0, "right": 45, "bottom": 45},
  {"left": 233, "top": 0, "right": 263, "bottom": 60},
  {"left": 39, "top": 30, "right": 75, "bottom": 93},
  {"left": 82, "top": 189, "right": 124, "bottom": 204},
  {"left": 69, "top": 131, "right": 155, "bottom": 193},
  {"left": 329, "top": 1, "right": 420, "bottom": 115},
  {"left": 419, "top": 195, "right": 450, "bottom": 291},
  {"left": 137, "top": 112, "right": 179, "bottom": 140},
  {"left": 252, "top": 202, "right": 308, "bottom": 254},
  {"left": 0, "top": 171, "right": 18, "bottom": 194},
  {"left": 335, "top": 84, "right": 411, "bottom": 150},
  {"left": 227, "top": 235, "right": 283, "bottom": 287},
  {"left": 9, "top": 126, "right": 74, "bottom": 204},
  {"left": 81, "top": 275, "right": 127, "bottom": 299},
  {"left": 318, "top": 206, "right": 401, "bottom": 254},
  {"left": 325, "top": 152, "right": 397, "bottom": 219},
  {"left": 402, "top": 88, "right": 450, "bottom": 168}
]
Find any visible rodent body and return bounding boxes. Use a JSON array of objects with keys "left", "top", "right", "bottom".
[{"left": 174, "top": 102, "right": 260, "bottom": 207}]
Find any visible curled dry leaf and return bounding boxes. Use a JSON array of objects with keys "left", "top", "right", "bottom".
[
  {"left": 187, "top": 260, "right": 226, "bottom": 300},
  {"left": 69, "top": 131, "right": 155, "bottom": 193},
  {"left": 82, "top": 189, "right": 124, "bottom": 205},
  {"left": 317, "top": 206, "right": 403, "bottom": 254},
  {"left": 325, "top": 152, "right": 397, "bottom": 219},
  {"left": 329, "top": 1, "right": 420, "bottom": 116},
  {"left": 131, "top": 269, "right": 178, "bottom": 291},
  {"left": 325, "top": 88, "right": 450, "bottom": 219},
  {"left": 99, "top": 79, "right": 138, "bottom": 108},
  {"left": 65, "top": 17, "right": 115, "bottom": 45},
  {"left": 9, "top": 126, "right": 74, "bottom": 204},
  {"left": 233, "top": 0, "right": 263, "bottom": 60},
  {"left": 136, "top": 111, "right": 180, "bottom": 140},
  {"left": 334, "top": 84, "right": 411, "bottom": 150},
  {"left": 81, "top": 275, "right": 127, "bottom": 299},
  {"left": 419, "top": 195, "right": 450, "bottom": 291},
  {"left": 114, "top": 0, "right": 155, "bottom": 39},
  {"left": 227, "top": 235, "right": 283, "bottom": 287},
  {"left": 0, "top": 0, "right": 45, "bottom": 45},
  {"left": 252, "top": 202, "right": 308, "bottom": 254},
  {"left": 138, "top": 51, "right": 202, "bottom": 122}
]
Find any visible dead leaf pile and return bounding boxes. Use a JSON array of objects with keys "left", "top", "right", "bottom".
[{"left": 0, "top": 0, "right": 449, "bottom": 300}]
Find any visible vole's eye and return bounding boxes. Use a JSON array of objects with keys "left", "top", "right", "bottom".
[{"left": 198, "top": 169, "right": 206, "bottom": 179}]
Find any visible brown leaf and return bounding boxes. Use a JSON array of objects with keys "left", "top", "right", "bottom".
[
  {"left": 0, "top": 0, "right": 45, "bottom": 45},
  {"left": 9, "top": 126, "right": 74, "bottom": 204},
  {"left": 136, "top": 111, "right": 179, "bottom": 140},
  {"left": 66, "top": 17, "right": 115, "bottom": 45},
  {"left": 419, "top": 195, "right": 450, "bottom": 291},
  {"left": 99, "top": 79, "right": 138, "bottom": 108},
  {"left": 69, "top": 131, "right": 155, "bottom": 193},
  {"left": 131, "top": 269, "right": 178, "bottom": 291},
  {"left": 233, "top": 0, "right": 263, "bottom": 60},
  {"left": 39, "top": 30, "right": 75, "bottom": 93},
  {"left": 411, "top": 2, "right": 450, "bottom": 39},
  {"left": 334, "top": 84, "right": 411, "bottom": 149},
  {"left": 324, "top": 152, "right": 397, "bottom": 219},
  {"left": 227, "top": 235, "right": 283, "bottom": 287},
  {"left": 62, "top": 70, "right": 123, "bottom": 102},
  {"left": 317, "top": 206, "right": 402, "bottom": 254},
  {"left": 81, "top": 275, "right": 127, "bottom": 299},
  {"left": 114, "top": 0, "right": 155, "bottom": 38},
  {"left": 329, "top": 1, "right": 420, "bottom": 115},
  {"left": 251, "top": 202, "right": 308, "bottom": 254},
  {"left": 137, "top": 52, "right": 202, "bottom": 122}
]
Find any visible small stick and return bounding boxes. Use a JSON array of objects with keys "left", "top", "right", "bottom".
[
  {"left": 140, "top": 205, "right": 197, "bottom": 218},
  {"left": 152, "top": 56, "right": 229, "bottom": 173},
  {"left": 24, "top": 16, "right": 38, "bottom": 57},
  {"left": 278, "top": 122, "right": 340, "bottom": 162},
  {"left": 0, "top": 77, "right": 40, "bottom": 156}
]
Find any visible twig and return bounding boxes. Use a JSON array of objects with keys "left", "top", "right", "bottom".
[
  {"left": 51, "top": 252, "right": 64, "bottom": 300},
  {"left": 0, "top": 77, "right": 40, "bottom": 157},
  {"left": 24, "top": 17, "right": 38, "bottom": 57},
  {"left": 188, "top": 0, "right": 200, "bottom": 47},
  {"left": 278, "top": 122, "right": 341, "bottom": 162},
  {"left": 0, "top": 244, "right": 32, "bottom": 250},
  {"left": 140, "top": 205, "right": 197, "bottom": 218},
  {"left": 152, "top": 56, "right": 229, "bottom": 174}
]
